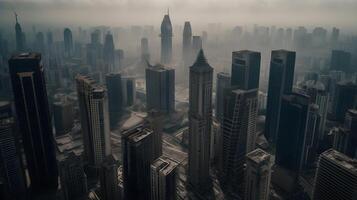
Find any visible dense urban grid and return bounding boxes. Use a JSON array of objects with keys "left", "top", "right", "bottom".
[{"left": 0, "top": 5, "right": 357, "bottom": 200}]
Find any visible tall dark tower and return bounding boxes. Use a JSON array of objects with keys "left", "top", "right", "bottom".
[
  {"left": 14, "top": 13, "right": 24, "bottom": 52},
  {"left": 63, "top": 28, "right": 73, "bottom": 57},
  {"left": 160, "top": 11, "right": 173, "bottom": 64},
  {"left": 8, "top": 53, "right": 58, "bottom": 193},
  {"left": 103, "top": 32, "right": 115, "bottom": 69},
  {"left": 183, "top": 21, "right": 192, "bottom": 66}
]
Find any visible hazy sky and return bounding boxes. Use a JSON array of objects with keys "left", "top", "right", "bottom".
[{"left": 1, "top": 0, "right": 356, "bottom": 31}]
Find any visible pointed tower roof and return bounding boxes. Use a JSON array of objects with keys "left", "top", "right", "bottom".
[{"left": 191, "top": 49, "right": 213, "bottom": 72}]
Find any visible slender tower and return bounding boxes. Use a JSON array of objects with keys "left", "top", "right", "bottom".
[
  {"left": 14, "top": 13, "right": 24, "bottom": 52},
  {"left": 160, "top": 11, "right": 173, "bottom": 64},
  {"left": 188, "top": 49, "right": 213, "bottom": 192},
  {"left": 183, "top": 21, "right": 192, "bottom": 66}
]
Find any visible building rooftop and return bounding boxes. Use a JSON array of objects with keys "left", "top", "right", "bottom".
[
  {"left": 11, "top": 52, "right": 40, "bottom": 60},
  {"left": 152, "top": 156, "right": 178, "bottom": 175},
  {"left": 322, "top": 149, "right": 357, "bottom": 174},
  {"left": 246, "top": 148, "right": 271, "bottom": 164}
]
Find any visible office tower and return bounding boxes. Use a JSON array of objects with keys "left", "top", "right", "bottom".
[
  {"left": 46, "top": 31, "right": 53, "bottom": 48},
  {"left": 63, "top": 28, "right": 73, "bottom": 57},
  {"left": 245, "top": 149, "right": 272, "bottom": 200},
  {"left": 312, "top": 149, "right": 357, "bottom": 200},
  {"left": 76, "top": 75, "right": 111, "bottom": 166},
  {"left": 330, "top": 50, "right": 352, "bottom": 73},
  {"left": 275, "top": 93, "right": 309, "bottom": 172},
  {"left": 146, "top": 63, "right": 175, "bottom": 114},
  {"left": 59, "top": 153, "right": 88, "bottom": 200},
  {"left": 146, "top": 110, "right": 164, "bottom": 160},
  {"left": 141, "top": 37, "right": 150, "bottom": 62},
  {"left": 151, "top": 156, "right": 178, "bottom": 200},
  {"left": 160, "top": 12, "right": 172, "bottom": 64},
  {"left": 215, "top": 72, "right": 231, "bottom": 123},
  {"left": 202, "top": 31, "right": 208, "bottom": 46},
  {"left": 221, "top": 88, "right": 258, "bottom": 195},
  {"left": 100, "top": 155, "right": 120, "bottom": 200},
  {"left": 121, "top": 77, "right": 136, "bottom": 107},
  {"left": 330, "top": 82, "right": 357, "bottom": 121},
  {"left": 8, "top": 53, "right": 58, "bottom": 192},
  {"left": 35, "top": 32, "right": 45, "bottom": 54},
  {"left": 265, "top": 50, "right": 296, "bottom": 142},
  {"left": 105, "top": 73, "right": 123, "bottom": 128},
  {"left": 122, "top": 125, "right": 154, "bottom": 200},
  {"left": 87, "top": 30, "right": 103, "bottom": 69},
  {"left": 14, "top": 13, "right": 24, "bottom": 52},
  {"left": 192, "top": 36, "right": 202, "bottom": 56},
  {"left": 312, "top": 27, "right": 327, "bottom": 47},
  {"left": 331, "top": 27, "right": 339, "bottom": 46},
  {"left": 53, "top": 99, "right": 74, "bottom": 136},
  {"left": 103, "top": 32, "right": 115, "bottom": 69},
  {"left": 231, "top": 50, "right": 261, "bottom": 90},
  {"left": 333, "top": 109, "right": 357, "bottom": 158},
  {"left": 188, "top": 49, "right": 213, "bottom": 192},
  {"left": 114, "top": 49, "right": 124, "bottom": 71},
  {"left": 183, "top": 21, "right": 192, "bottom": 66},
  {"left": 0, "top": 102, "right": 27, "bottom": 199}
]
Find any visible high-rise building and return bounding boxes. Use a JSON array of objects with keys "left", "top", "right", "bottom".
[
  {"left": 192, "top": 36, "right": 202, "bottom": 57},
  {"left": 53, "top": 99, "right": 74, "bottom": 136},
  {"left": 215, "top": 72, "right": 231, "bottom": 123},
  {"left": 150, "top": 156, "right": 178, "bottom": 200},
  {"left": 64, "top": 28, "right": 73, "bottom": 57},
  {"left": 76, "top": 75, "right": 111, "bottom": 166},
  {"left": 330, "top": 82, "right": 357, "bottom": 121},
  {"left": 245, "top": 148, "right": 272, "bottom": 200},
  {"left": 14, "top": 13, "right": 25, "bottom": 52},
  {"left": 35, "top": 32, "right": 45, "bottom": 54},
  {"left": 330, "top": 50, "right": 352, "bottom": 73},
  {"left": 145, "top": 63, "right": 175, "bottom": 114},
  {"left": 220, "top": 88, "right": 258, "bottom": 196},
  {"left": 188, "top": 49, "right": 213, "bottom": 192},
  {"left": 121, "top": 76, "right": 136, "bottom": 107},
  {"left": 146, "top": 110, "right": 164, "bottom": 160},
  {"left": 103, "top": 32, "right": 115, "bottom": 70},
  {"left": 0, "top": 102, "right": 27, "bottom": 200},
  {"left": 100, "top": 155, "right": 121, "bottom": 200},
  {"left": 275, "top": 93, "right": 309, "bottom": 172},
  {"left": 231, "top": 50, "right": 261, "bottom": 90},
  {"left": 8, "top": 53, "right": 58, "bottom": 192},
  {"left": 141, "top": 37, "right": 150, "bottom": 62},
  {"left": 330, "top": 27, "right": 339, "bottom": 47},
  {"left": 160, "top": 12, "right": 172, "bottom": 64},
  {"left": 59, "top": 153, "right": 88, "bottom": 200},
  {"left": 183, "top": 21, "right": 192, "bottom": 66},
  {"left": 312, "top": 149, "right": 357, "bottom": 200},
  {"left": 105, "top": 73, "right": 123, "bottom": 128},
  {"left": 122, "top": 125, "right": 154, "bottom": 200},
  {"left": 265, "top": 50, "right": 296, "bottom": 142}
]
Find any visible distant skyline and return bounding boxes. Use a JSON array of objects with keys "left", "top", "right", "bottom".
[{"left": 0, "top": 0, "right": 356, "bottom": 32}]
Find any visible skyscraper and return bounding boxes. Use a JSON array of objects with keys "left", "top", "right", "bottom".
[
  {"left": 100, "top": 155, "right": 121, "bottom": 200},
  {"left": 312, "top": 149, "right": 357, "bottom": 200},
  {"left": 275, "top": 93, "right": 309, "bottom": 172},
  {"left": 14, "top": 13, "right": 25, "bottom": 52},
  {"left": 188, "top": 49, "right": 213, "bottom": 192},
  {"left": 103, "top": 32, "right": 115, "bottom": 70},
  {"left": 105, "top": 73, "right": 123, "bottom": 128},
  {"left": 330, "top": 82, "right": 357, "bottom": 121},
  {"left": 146, "top": 110, "right": 164, "bottom": 160},
  {"left": 8, "top": 53, "right": 58, "bottom": 192},
  {"left": 53, "top": 99, "right": 74, "bottom": 136},
  {"left": 265, "top": 50, "right": 296, "bottom": 142},
  {"left": 151, "top": 156, "right": 178, "bottom": 200},
  {"left": 182, "top": 21, "right": 192, "bottom": 66},
  {"left": 146, "top": 63, "right": 175, "bottom": 114},
  {"left": 220, "top": 88, "right": 258, "bottom": 196},
  {"left": 215, "top": 72, "right": 231, "bottom": 123},
  {"left": 231, "top": 50, "right": 261, "bottom": 90},
  {"left": 141, "top": 37, "right": 150, "bottom": 62},
  {"left": 245, "top": 148, "right": 272, "bottom": 200},
  {"left": 122, "top": 125, "right": 154, "bottom": 200},
  {"left": 330, "top": 50, "right": 352, "bottom": 73},
  {"left": 63, "top": 28, "right": 73, "bottom": 57},
  {"left": 0, "top": 102, "right": 26, "bottom": 200},
  {"left": 121, "top": 76, "right": 136, "bottom": 107},
  {"left": 192, "top": 36, "right": 202, "bottom": 57},
  {"left": 76, "top": 75, "right": 111, "bottom": 166},
  {"left": 160, "top": 12, "right": 172, "bottom": 64}
]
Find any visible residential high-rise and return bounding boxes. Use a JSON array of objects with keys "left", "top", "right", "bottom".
[
  {"left": 151, "top": 156, "right": 178, "bottom": 200},
  {"left": 105, "top": 73, "right": 123, "bottom": 128},
  {"left": 312, "top": 149, "right": 357, "bottom": 200},
  {"left": 182, "top": 21, "right": 192, "bottom": 66},
  {"left": 53, "top": 99, "right": 74, "bottom": 136},
  {"left": 231, "top": 50, "right": 261, "bottom": 90},
  {"left": 160, "top": 12, "right": 172, "bottom": 64},
  {"left": 330, "top": 50, "right": 352, "bottom": 73},
  {"left": 100, "top": 155, "right": 121, "bottom": 200},
  {"left": 146, "top": 63, "right": 175, "bottom": 114},
  {"left": 0, "top": 102, "right": 26, "bottom": 200},
  {"left": 245, "top": 148, "right": 272, "bottom": 200},
  {"left": 59, "top": 153, "right": 88, "bottom": 200},
  {"left": 188, "top": 49, "right": 213, "bottom": 192},
  {"left": 141, "top": 37, "right": 150, "bottom": 62},
  {"left": 220, "top": 88, "right": 258, "bottom": 196},
  {"left": 215, "top": 72, "right": 231, "bottom": 123},
  {"left": 103, "top": 32, "right": 115, "bottom": 69},
  {"left": 275, "top": 93, "right": 309, "bottom": 172},
  {"left": 122, "top": 125, "right": 154, "bottom": 200},
  {"left": 265, "top": 50, "right": 296, "bottom": 142},
  {"left": 76, "top": 75, "right": 111, "bottom": 166},
  {"left": 8, "top": 53, "right": 58, "bottom": 192},
  {"left": 63, "top": 28, "right": 73, "bottom": 57},
  {"left": 14, "top": 13, "right": 25, "bottom": 52}
]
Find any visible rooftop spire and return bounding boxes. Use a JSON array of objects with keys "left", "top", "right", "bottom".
[
  {"left": 14, "top": 12, "right": 18, "bottom": 23},
  {"left": 195, "top": 49, "right": 207, "bottom": 65}
]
